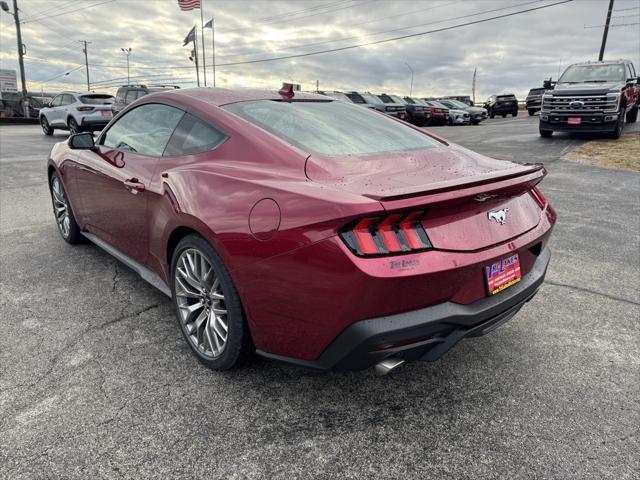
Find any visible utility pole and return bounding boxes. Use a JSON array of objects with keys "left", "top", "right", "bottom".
[
  {"left": 1, "top": 0, "right": 29, "bottom": 117},
  {"left": 81, "top": 40, "right": 91, "bottom": 91},
  {"left": 598, "top": 0, "right": 615, "bottom": 61},
  {"left": 121, "top": 47, "right": 131, "bottom": 84},
  {"left": 404, "top": 62, "right": 414, "bottom": 97}
]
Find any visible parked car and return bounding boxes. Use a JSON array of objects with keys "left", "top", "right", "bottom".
[
  {"left": 444, "top": 95, "right": 474, "bottom": 106},
  {"left": 438, "top": 99, "right": 488, "bottom": 125},
  {"left": 484, "top": 94, "right": 519, "bottom": 118},
  {"left": 47, "top": 88, "right": 555, "bottom": 373},
  {"left": 345, "top": 91, "right": 407, "bottom": 119},
  {"left": 422, "top": 100, "right": 450, "bottom": 125},
  {"left": 317, "top": 91, "right": 354, "bottom": 103},
  {"left": 378, "top": 93, "right": 430, "bottom": 126},
  {"left": 525, "top": 87, "right": 549, "bottom": 115},
  {"left": 39, "top": 92, "right": 115, "bottom": 135},
  {"left": 539, "top": 59, "right": 639, "bottom": 139},
  {"left": 112, "top": 84, "right": 180, "bottom": 115}
]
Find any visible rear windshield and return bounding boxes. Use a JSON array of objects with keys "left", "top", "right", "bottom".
[
  {"left": 224, "top": 100, "right": 440, "bottom": 157},
  {"left": 528, "top": 88, "right": 545, "bottom": 95},
  {"left": 378, "top": 94, "right": 394, "bottom": 104},
  {"left": 80, "top": 94, "right": 114, "bottom": 105},
  {"left": 497, "top": 95, "right": 516, "bottom": 100}
]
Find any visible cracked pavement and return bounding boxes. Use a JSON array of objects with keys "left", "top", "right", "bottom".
[{"left": 1, "top": 119, "right": 638, "bottom": 479}]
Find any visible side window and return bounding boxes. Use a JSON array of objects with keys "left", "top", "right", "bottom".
[
  {"left": 100, "top": 103, "right": 184, "bottom": 157},
  {"left": 164, "top": 113, "right": 227, "bottom": 156},
  {"left": 125, "top": 90, "right": 138, "bottom": 103},
  {"left": 51, "top": 95, "right": 63, "bottom": 107},
  {"left": 116, "top": 89, "right": 126, "bottom": 102},
  {"left": 61, "top": 94, "right": 75, "bottom": 105}
]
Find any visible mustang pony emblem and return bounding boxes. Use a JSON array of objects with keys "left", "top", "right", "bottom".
[{"left": 488, "top": 208, "right": 509, "bottom": 225}]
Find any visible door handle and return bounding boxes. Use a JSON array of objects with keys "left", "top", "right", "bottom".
[{"left": 123, "top": 178, "right": 145, "bottom": 193}]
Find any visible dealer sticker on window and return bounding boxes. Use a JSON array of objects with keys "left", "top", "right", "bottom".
[{"left": 485, "top": 253, "right": 521, "bottom": 295}]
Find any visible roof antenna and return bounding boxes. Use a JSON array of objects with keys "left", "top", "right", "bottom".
[{"left": 279, "top": 83, "right": 295, "bottom": 99}]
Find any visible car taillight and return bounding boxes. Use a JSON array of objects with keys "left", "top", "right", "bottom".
[
  {"left": 339, "top": 211, "right": 432, "bottom": 256},
  {"left": 530, "top": 186, "right": 547, "bottom": 209},
  {"left": 77, "top": 106, "right": 94, "bottom": 112}
]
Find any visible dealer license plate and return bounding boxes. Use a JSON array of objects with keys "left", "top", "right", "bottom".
[
  {"left": 567, "top": 117, "right": 581, "bottom": 125},
  {"left": 485, "top": 253, "right": 521, "bottom": 295},
  {"left": 101, "top": 111, "right": 112, "bottom": 117}
]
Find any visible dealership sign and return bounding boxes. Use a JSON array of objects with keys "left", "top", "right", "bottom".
[{"left": 0, "top": 69, "right": 18, "bottom": 93}]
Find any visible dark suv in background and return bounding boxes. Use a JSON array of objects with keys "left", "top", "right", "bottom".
[
  {"left": 484, "top": 94, "right": 519, "bottom": 118},
  {"left": 525, "top": 88, "right": 549, "bottom": 115},
  {"left": 111, "top": 85, "right": 180, "bottom": 115},
  {"left": 378, "top": 94, "right": 429, "bottom": 125}
]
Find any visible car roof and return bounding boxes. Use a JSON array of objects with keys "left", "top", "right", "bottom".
[
  {"left": 166, "top": 87, "right": 329, "bottom": 107},
  {"left": 569, "top": 59, "right": 631, "bottom": 67}
]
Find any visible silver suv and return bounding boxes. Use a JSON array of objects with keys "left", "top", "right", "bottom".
[{"left": 39, "top": 92, "right": 114, "bottom": 136}]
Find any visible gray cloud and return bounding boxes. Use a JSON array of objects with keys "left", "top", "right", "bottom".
[{"left": 1, "top": 0, "right": 639, "bottom": 100}]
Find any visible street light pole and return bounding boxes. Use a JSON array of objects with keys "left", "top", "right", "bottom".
[
  {"left": 1, "top": 0, "right": 29, "bottom": 117},
  {"left": 404, "top": 62, "right": 414, "bottom": 97},
  {"left": 121, "top": 48, "right": 131, "bottom": 84}
]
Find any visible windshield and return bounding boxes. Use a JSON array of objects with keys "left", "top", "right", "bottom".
[
  {"left": 559, "top": 64, "right": 626, "bottom": 83},
  {"left": 361, "top": 93, "right": 383, "bottom": 104},
  {"left": 528, "top": 88, "right": 546, "bottom": 95},
  {"left": 443, "top": 99, "right": 468, "bottom": 109},
  {"left": 345, "top": 92, "right": 366, "bottom": 104},
  {"left": 224, "top": 100, "right": 441, "bottom": 157}
]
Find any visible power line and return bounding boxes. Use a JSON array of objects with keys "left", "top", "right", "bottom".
[
  {"left": 221, "top": 0, "right": 374, "bottom": 33},
  {"left": 215, "top": 0, "right": 543, "bottom": 60},
  {"left": 21, "top": 0, "right": 116, "bottom": 24},
  {"left": 213, "top": 0, "right": 575, "bottom": 67},
  {"left": 84, "top": 0, "right": 573, "bottom": 87},
  {"left": 248, "top": 0, "right": 354, "bottom": 23}
]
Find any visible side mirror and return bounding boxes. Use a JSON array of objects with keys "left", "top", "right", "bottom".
[
  {"left": 543, "top": 78, "right": 553, "bottom": 89},
  {"left": 69, "top": 132, "right": 95, "bottom": 150}
]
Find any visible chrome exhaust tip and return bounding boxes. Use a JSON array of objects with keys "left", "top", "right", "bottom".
[{"left": 374, "top": 357, "right": 405, "bottom": 376}]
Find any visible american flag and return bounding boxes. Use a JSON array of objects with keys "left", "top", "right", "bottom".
[{"left": 178, "top": 0, "right": 200, "bottom": 11}]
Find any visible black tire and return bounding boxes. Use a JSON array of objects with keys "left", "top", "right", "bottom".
[
  {"left": 41, "top": 116, "right": 54, "bottom": 135},
  {"left": 512, "top": 111, "right": 518, "bottom": 117},
  {"left": 489, "top": 111, "right": 495, "bottom": 119},
  {"left": 609, "top": 106, "right": 625, "bottom": 139},
  {"left": 502, "top": 114, "right": 507, "bottom": 118},
  {"left": 68, "top": 117, "right": 80, "bottom": 135},
  {"left": 171, "top": 234, "right": 253, "bottom": 370},
  {"left": 528, "top": 109, "right": 535, "bottom": 116},
  {"left": 626, "top": 104, "right": 638, "bottom": 123},
  {"left": 539, "top": 129, "right": 553, "bottom": 138},
  {"left": 49, "top": 172, "right": 83, "bottom": 244}
]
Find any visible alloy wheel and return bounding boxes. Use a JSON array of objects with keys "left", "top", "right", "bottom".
[
  {"left": 69, "top": 118, "right": 78, "bottom": 135},
  {"left": 174, "top": 248, "right": 229, "bottom": 359},
  {"left": 51, "top": 177, "right": 70, "bottom": 238},
  {"left": 41, "top": 117, "right": 50, "bottom": 134}
]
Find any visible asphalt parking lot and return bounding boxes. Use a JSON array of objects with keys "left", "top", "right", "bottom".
[{"left": 1, "top": 117, "right": 638, "bottom": 479}]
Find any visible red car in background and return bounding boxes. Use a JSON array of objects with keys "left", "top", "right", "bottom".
[{"left": 47, "top": 87, "right": 556, "bottom": 373}]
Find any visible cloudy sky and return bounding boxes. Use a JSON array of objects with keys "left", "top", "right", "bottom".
[{"left": 1, "top": 0, "right": 639, "bottom": 100}]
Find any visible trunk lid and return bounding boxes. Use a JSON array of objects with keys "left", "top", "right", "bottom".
[{"left": 306, "top": 144, "right": 545, "bottom": 252}]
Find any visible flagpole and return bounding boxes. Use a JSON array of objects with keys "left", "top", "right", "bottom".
[
  {"left": 211, "top": 17, "right": 216, "bottom": 88},
  {"left": 200, "top": 3, "right": 206, "bottom": 86},
  {"left": 193, "top": 25, "right": 200, "bottom": 87}
]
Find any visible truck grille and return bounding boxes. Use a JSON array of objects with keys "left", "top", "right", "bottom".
[{"left": 542, "top": 95, "right": 618, "bottom": 113}]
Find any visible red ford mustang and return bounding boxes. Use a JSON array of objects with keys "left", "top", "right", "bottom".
[{"left": 47, "top": 87, "right": 556, "bottom": 373}]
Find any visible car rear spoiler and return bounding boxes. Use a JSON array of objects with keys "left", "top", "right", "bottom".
[{"left": 366, "top": 164, "right": 546, "bottom": 209}]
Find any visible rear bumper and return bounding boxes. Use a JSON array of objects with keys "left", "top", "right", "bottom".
[
  {"left": 80, "top": 116, "right": 111, "bottom": 129},
  {"left": 540, "top": 113, "right": 618, "bottom": 132},
  {"left": 258, "top": 246, "right": 551, "bottom": 371}
]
